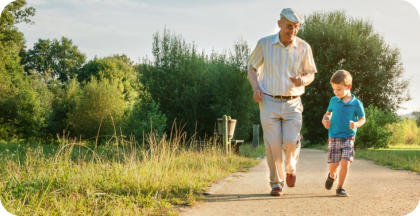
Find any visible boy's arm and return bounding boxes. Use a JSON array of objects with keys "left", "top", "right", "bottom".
[
  {"left": 350, "top": 116, "right": 366, "bottom": 129},
  {"left": 322, "top": 111, "right": 332, "bottom": 129}
]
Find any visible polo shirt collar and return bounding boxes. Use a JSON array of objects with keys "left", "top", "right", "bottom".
[
  {"left": 339, "top": 94, "right": 357, "bottom": 104},
  {"left": 272, "top": 32, "right": 297, "bottom": 48}
]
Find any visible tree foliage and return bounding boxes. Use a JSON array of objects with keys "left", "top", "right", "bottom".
[
  {"left": 0, "top": 0, "right": 54, "bottom": 139},
  {"left": 67, "top": 78, "right": 127, "bottom": 139},
  {"left": 78, "top": 55, "right": 140, "bottom": 106},
  {"left": 139, "top": 29, "right": 258, "bottom": 140},
  {"left": 22, "top": 37, "right": 86, "bottom": 82},
  {"left": 298, "top": 11, "right": 409, "bottom": 142},
  {"left": 356, "top": 105, "right": 396, "bottom": 149}
]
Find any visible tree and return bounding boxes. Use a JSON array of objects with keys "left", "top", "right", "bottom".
[
  {"left": 0, "top": 0, "right": 34, "bottom": 92},
  {"left": 412, "top": 111, "right": 420, "bottom": 126},
  {"left": 22, "top": 37, "right": 86, "bottom": 83},
  {"left": 77, "top": 55, "right": 140, "bottom": 106},
  {"left": 298, "top": 11, "right": 409, "bottom": 142},
  {"left": 0, "top": 0, "right": 53, "bottom": 139},
  {"left": 140, "top": 29, "right": 258, "bottom": 140},
  {"left": 67, "top": 78, "right": 127, "bottom": 140}
]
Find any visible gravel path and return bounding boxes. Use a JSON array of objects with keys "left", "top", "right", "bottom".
[{"left": 180, "top": 148, "right": 420, "bottom": 216}]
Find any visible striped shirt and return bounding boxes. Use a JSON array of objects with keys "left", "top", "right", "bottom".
[{"left": 248, "top": 32, "right": 317, "bottom": 96}]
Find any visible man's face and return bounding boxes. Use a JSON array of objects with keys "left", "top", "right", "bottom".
[{"left": 278, "top": 18, "right": 300, "bottom": 44}]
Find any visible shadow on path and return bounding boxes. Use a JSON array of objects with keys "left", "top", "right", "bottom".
[{"left": 203, "top": 193, "right": 336, "bottom": 202}]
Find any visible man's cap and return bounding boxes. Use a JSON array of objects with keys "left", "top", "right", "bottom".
[{"left": 280, "top": 8, "right": 304, "bottom": 24}]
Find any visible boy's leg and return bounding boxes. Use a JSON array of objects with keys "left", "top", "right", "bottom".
[
  {"left": 329, "top": 162, "right": 339, "bottom": 178},
  {"left": 325, "top": 162, "right": 339, "bottom": 190},
  {"left": 337, "top": 159, "right": 350, "bottom": 188},
  {"left": 328, "top": 137, "right": 341, "bottom": 177},
  {"left": 337, "top": 136, "right": 355, "bottom": 189},
  {"left": 326, "top": 137, "right": 340, "bottom": 190}
]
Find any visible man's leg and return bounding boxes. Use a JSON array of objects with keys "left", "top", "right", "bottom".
[
  {"left": 262, "top": 119, "right": 284, "bottom": 189},
  {"left": 260, "top": 97, "right": 284, "bottom": 190},
  {"left": 281, "top": 98, "right": 302, "bottom": 187}
]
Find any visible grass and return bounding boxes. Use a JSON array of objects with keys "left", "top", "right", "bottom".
[
  {"left": 0, "top": 133, "right": 261, "bottom": 215},
  {"left": 239, "top": 143, "right": 266, "bottom": 159},
  {"left": 356, "top": 144, "right": 420, "bottom": 173},
  {"left": 305, "top": 143, "right": 420, "bottom": 174}
]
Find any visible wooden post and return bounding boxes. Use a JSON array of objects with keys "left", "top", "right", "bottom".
[
  {"left": 253, "top": 124, "right": 259, "bottom": 147},
  {"left": 222, "top": 115, "right": 230, "bottom": 155}
]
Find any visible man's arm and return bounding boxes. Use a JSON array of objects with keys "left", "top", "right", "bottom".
[
  {"left": 248, "top": 65, "right": 263, "bottom": 102},
  {"left": 290, "top": 72, "right": 315, "bottom": 87}
]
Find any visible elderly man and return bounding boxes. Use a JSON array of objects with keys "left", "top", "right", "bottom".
[{"left": 248, "top": 8, "right": 317, "bottom": 196}]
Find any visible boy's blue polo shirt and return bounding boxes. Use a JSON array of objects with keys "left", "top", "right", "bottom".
[{"left": 327, "top": 94, "right": 365, "bottom": 138}]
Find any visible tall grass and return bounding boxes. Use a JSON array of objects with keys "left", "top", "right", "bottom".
[{"left": 0, "top": 130, "right": 259, "bottom": 215}]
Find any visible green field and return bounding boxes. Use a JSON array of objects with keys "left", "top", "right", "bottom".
[
  {"left": 356, "top": 144, "right": 420, "bottom": 173},
  {"left": 0, "top": 139, "right": 260, "bottom": 215},
  {"left": 306, "top": 144, "right": 420, "bottom": 174}
]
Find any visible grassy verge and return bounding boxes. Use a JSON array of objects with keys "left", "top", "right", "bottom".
[
  {"left": 0, "top": 134, "right": 260, "bottom": 215},
  {"left": 356, "top": 144, "right": 420, "bottom": 173},
  {"left": 239, "top": 143, "right": 266, "bottom": 159},
  {"left": 305, "top": 144, "right": 420, "bottom": 174}
]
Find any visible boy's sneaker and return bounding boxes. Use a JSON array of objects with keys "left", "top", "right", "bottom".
[
  {"left": 336, "top": 188, "right": 348, "bottom": 197},
  {"left": 325, "top": 173, "right": 335, "bottom": 190}
]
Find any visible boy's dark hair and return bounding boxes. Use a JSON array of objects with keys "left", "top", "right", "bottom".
[{"left": 330, "top": 70, "right": 352, "bottom": 85}]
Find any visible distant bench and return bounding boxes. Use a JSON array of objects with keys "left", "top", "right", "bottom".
[{"left": 231, "top": 139, "right": 244, "bottom": 153}]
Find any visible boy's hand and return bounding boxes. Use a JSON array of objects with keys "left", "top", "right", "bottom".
[
  {"left": 322, "top": 117, "right": 330, "bottom": 129},
  {"left": 349, "top": 120, "right": 357, "bottom": 129}
]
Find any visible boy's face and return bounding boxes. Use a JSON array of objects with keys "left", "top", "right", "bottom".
[{"left": 331, "top": 83, "right": 351, "bottom": 99}]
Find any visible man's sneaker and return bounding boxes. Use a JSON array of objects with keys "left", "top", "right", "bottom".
[
  {"left": 270, "top": 187, "right": 282, "bottom": 196},
  {"left": 325, "top": 173, "right": 335, "bottom": 190},
  {"left": 336, "top": 188, "right": 348, "bottom": 197}
]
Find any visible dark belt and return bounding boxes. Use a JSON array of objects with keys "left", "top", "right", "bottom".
[{"left": 264, "top": 93, "right": 300, "bottom": 100}]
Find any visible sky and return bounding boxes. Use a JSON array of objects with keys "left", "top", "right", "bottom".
[{"left": 10, "top": 0, "right": 420, "bottom": 115}]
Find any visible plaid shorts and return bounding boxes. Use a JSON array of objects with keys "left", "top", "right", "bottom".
[{"left": 328, "top": 136, "right": 355, "bottom": 163}]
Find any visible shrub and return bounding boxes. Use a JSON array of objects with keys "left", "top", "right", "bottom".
[
  {"left": 67, "top": 78, "right": 127, "bottom": 140},
  {"left": 388, "top": 118, "right": 420, "bottom": 145},
  {"left": 356, "top": 105, "right": 397, "bottom": 149},
  {"left": 124, "top": 96, "right": 167, "bottom": 142}
]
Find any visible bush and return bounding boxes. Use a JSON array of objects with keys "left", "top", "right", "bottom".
[
  {"left": 67, "top": 78, "right": 127, "bottom": 140},
  {"left": 356, "top": 105, "right": 397, "bottom": 149},
  {"left": 124, "top": 97, "right": 167, "bottom": 142},
  {"left": 388, "top": 118, "right": 420, "bottom": 145}
]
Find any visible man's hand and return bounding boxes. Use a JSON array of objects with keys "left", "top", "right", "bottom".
[
  {"left": 290, "top": 75, "right": 304, "bottom": 87},
  {"left": 253, "top": 89, "right": 264, "bottom": 102}
]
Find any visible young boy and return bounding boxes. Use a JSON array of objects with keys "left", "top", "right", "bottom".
[{"left": 321, "top": 70, "right": 366, "bottom": 197}]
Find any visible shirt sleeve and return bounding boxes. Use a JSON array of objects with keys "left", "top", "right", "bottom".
[
  {"left": 301, "top": 44, "right": 317, "bottom": 74},
  {"left": 356, "top": 100, "right": 365, "bottom": 118},
  {"left": 248, "top": 39, "right": 264, "bottom": 69},
  {"left": 327, "top": 97, "right": 334, "bottom": 112}
]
